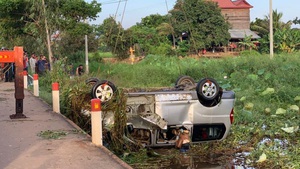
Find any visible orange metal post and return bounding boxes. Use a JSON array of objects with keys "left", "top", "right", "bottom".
[
  {"left": 0, "top": 47, "right": 26, "bottom": 118},
  {"left": 10, "top": 47, "right": 26, "bottom": 119}
]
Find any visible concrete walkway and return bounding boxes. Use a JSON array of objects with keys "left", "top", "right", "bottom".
[{"left": 0, "top": 82, "right": 132, "bottom": 169}]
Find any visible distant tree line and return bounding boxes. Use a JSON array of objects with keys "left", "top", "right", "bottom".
[{"left": 0, "top": 0, "right": 299, "bottom": 62}]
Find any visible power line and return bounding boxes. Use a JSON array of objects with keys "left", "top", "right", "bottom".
[{"left": 99, "top": 0, "right": 127, "bottom": 5}]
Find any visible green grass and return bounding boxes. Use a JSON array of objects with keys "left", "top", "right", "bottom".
[
  {"left": 37, "top": 130, "right": 68, "bottom": 139},
  {"left": 39, "top": 88, "right": 53, "bottom": 105},
  {"left": 38, "top": 51, "right": 300, "bottom": 168},
  {"left": 90, "top": 51, "right": 114, "bottom": 59}
]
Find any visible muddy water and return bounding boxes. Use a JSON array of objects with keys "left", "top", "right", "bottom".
[{"left": 132, "top": 148, "right": 254, "bottom": 169}]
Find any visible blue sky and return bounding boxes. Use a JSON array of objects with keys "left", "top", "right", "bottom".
[{"left": 88, "top": 0, "right": 299, "bottom": 28}]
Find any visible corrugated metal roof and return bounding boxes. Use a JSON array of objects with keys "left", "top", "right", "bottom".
[{"left": 229, "top": 29, "right": 260, "bottom": 39}]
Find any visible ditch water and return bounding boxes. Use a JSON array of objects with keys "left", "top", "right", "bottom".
[
  {"left": 131, "top": 136, "right": 290, "bottom": 169},
  {"left": 131, "top": 148, "right": 255, "bottom": 169}
]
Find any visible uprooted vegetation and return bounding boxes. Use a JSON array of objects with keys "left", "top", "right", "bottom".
[{"left": 38, "top": 52, "right": 300, "bottom": 168}]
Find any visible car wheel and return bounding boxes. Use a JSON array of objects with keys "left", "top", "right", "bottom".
[
  {"left": 85, "top": 77, "right": 100, "bottom": 86},
  {"left": 196, "top": 78, "right": 221, "bottom": 107},
  {"left": 175, "top": 75, "right": 196, "bottom": 89},
  {"left": 91, "top": 80, "right": 117, "bottom": 104}
]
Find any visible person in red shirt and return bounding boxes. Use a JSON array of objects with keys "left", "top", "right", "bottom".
[{"left": 23, "top": 53, "right": 29, "bottom": 71}]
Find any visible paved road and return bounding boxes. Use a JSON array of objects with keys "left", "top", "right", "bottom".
[{"left": 0, "top": 82, "right": 132, "bottom": 169}]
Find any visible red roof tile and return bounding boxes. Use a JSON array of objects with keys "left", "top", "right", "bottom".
[{"left": 210, "top": 0, "right": 253, "bottom": 9}]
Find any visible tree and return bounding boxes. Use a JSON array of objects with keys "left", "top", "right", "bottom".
[
  {"left": 250, "top": 10, "right": 299, "bottom": 53},
  {"left": 99, "top": 17, "right": 131, "bottom": 59},
  {"left": 293, "top": 17, "right": 300, "bottom": 25},
  {"left": 139, "top": 14, "right": 168, "bottom": 28},
  {"left": 238, "top": 35, "right": 257, "bottom": 51},
  {"left": 156, "top": 22, "right": 176, "bottom": 48},
  {"left": 0, "top": 0, "right": 101, "bottom": 63},
  {"left": 274, "top": 28, "right": 300, "bottom": 53},
  {"left": 251, "top": 10, "right": 292, "bottom": 37},
  {"left": 169, "top": 0, "right": 230, "bottom": 55}
]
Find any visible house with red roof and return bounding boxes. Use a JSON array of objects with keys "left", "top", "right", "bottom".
[{"left": 210, "top": 0, "right": 260, "bottom": 40}]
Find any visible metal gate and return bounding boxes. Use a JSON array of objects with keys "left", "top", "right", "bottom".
[{"left": 0, "top": 47, "right": 26, "bottom": 119}]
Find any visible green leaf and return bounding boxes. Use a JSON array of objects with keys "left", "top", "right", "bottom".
[
  {"left": 257, "top": 69, "right": 265, "bottom": 75},
  {"left": 264, "top": 108, "right": 271, "bottom": 114},
  {"left": 247, "top": 74, "right": 258, "bottom": 80},
  {"left": 264, "top": 73, "right": 272, "bottom": 80},
  {"left": 244, "top": 103, "right": 254, "bottom": 110},
  {"left": 281, "top": 126, "right": 299, "bottom": 133},
  {"left": 276, "top": 108, "right": 286, "bottom": 115},
  {"left": 240, "top": 96, "right": 246, "bottom": 101},
  {"left": 261, "top": 88, "right": 275, "bottom": 95},
  {"left": 289, "top": 105, "right": 299, "bottom": 111},
  {"left": 294, "top": 96, "right": 300, "bottom": 101},
  {"left": 256, "top": 153, "right": 267, "bottom": 163}
]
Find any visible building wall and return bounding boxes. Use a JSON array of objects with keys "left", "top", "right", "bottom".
[{"left": 221, "top": 9, "right": 250, "bottom": 29}]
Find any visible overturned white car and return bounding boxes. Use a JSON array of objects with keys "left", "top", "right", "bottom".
[{"left": 87, "top": 76, "right": 235, "bottom": 147}]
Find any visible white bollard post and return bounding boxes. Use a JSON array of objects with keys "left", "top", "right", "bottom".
[
  {"left": 23, "top": 71, "right": 28, "bottom": 89},
  {"left": 91, "top": 99, "right": 102, "bottom": 146},
  {"left": 33, "top": 74, "right": 39, "bottom": 96},
  {"left": 52, "top": 82, "right": 60, "bottom": 113}
]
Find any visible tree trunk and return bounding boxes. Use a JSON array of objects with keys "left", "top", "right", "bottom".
[
  {"left": 42, "top": 0, "right": 53, "bottom": 70},
  {"left": 172, "top": 33, "right": 176, "bottom": 49}
]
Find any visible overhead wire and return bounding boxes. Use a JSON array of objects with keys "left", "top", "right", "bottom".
[
  {"left": 100, "top": 0, "right": 127, "bottom": 5},
  {"left": 105, "top": 0, "right": 122, "bottom": 54},
  {"left": 103, "top": 0, "right": 175, "bottom": 55},
  {"left": 113, "top": 0, "right": 128, "bottom": 53}
]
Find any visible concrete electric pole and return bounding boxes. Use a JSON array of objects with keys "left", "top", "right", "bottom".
[
  {"left": 85, "top": 20, "right": 89, "bottom": 74},
  {"left": 269, "top": 0, "right": 274, "bottom": 59}
]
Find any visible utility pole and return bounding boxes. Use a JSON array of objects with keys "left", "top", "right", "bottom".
[
  {"left": 85, "top": 20, "right": 89, "bottom": 74},
  {"left": 269, "top": 0, "right": 274, "bottom": 59}
]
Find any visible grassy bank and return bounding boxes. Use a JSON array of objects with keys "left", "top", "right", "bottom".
[{"left": 39, "top": 51, "right": 300, "bottom": 168}]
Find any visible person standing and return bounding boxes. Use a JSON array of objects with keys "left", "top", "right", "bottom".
[
  {"left": 23, "top": 53, "right": 29, "bottom": 72},
  {"left": 76, "top": 65, "right": 84, "bottom": 76},
  {"left": 37, "top": 55, "right": 49, "bottom": 75},
  {"left": 29, "top": 53, "right": 36, "bottom": 74},
  {"left": 35, "top": 55, "right": 41, "bottom": 74}
]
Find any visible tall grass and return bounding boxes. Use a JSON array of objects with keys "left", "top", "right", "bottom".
[{"left": 38, "top": 51, "right": 300, "bottom": 168}]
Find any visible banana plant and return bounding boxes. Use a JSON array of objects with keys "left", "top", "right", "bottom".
[{"left": 274, "top": 28, "right": 300, "bottom": 53}]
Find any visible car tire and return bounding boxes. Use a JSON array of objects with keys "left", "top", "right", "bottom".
[
  {"left": 85, "top": 77, "right": 100, "bottom": 86},
  {"left": 196, "top": 78, "right": 221, "bottom": 107},
  {"left": 91, "top": 80, "right": 117, "bottom": 104},
  {"left": 175, "top": 75, "right": 196, "bottom": 89}
]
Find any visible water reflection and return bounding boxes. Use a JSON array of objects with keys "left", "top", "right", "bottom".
[
  {"left": 137, "top": 148, "right": 235, "bottom": 169},
  {"left": 166, "top": 155, "right": 230, "bottom": 169}
]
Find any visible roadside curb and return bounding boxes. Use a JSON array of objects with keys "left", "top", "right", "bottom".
[
  {"left": 26, "top": 88, "right": 133, "bottom": 169},
  {"left": 60, "top": 113, "right": 133, "bottom": 169}
]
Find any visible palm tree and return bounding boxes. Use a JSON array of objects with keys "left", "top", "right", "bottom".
[
  {"left": 270, "top": 10, "right": 292, "bottom": 30},
  {"left": 251, "top": 10, "right": 292, "bottom": 37}
]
